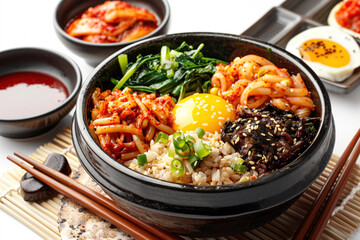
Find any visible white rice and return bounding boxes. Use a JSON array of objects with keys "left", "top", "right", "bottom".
[{"left": 124, "top": 131, "right": 258, "bottom": 185}]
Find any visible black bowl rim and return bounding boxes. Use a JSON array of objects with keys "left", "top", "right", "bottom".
[
  {"left": 0, "top": 47, "right": 82, "bottom": 122},
  {"left": 76, "top": 32, "right": 332, "bottom": 192},
  {"left": 53, "top": 0, "right": 171, "bottom": 48}
]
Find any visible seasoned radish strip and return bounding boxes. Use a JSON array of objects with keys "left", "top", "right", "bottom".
[{"left": 211, "top": 54, "right": 315, "bottom": 117}]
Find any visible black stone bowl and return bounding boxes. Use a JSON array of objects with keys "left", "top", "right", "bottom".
[
  {"left": 0, "top": 47, "right": 81, "bottom": 139},
  {"left": 54, "top": 0, "right": 170, "bottom": 67},
  {"left": 72, "top": 32, "right": 335, "bottom": 237}
]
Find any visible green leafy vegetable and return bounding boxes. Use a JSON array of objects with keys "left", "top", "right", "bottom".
[{"left": 112, "top": 42, "right": 227, "bottom": 102}]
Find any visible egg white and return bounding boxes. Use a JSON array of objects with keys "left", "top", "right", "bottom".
[
  {"left": 328, "top": 2, "right": 360, "bottom": 39},
  {"left": 285, "top": 26, "right": 360, "bottom": 82}
]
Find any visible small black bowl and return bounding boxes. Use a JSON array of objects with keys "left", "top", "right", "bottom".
[
  {"left": 54, "top": 0, "right": 170, "bottom": 66},
  {"left": 72, "top": 32, "right": 335, "bottom": 237},
  {"left": 0, "top": 48, "right": 81, "bottom": 138}
]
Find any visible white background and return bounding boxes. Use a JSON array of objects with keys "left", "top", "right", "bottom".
[{"left": 1, "top": 0, "right": 360, "bottom": 239}]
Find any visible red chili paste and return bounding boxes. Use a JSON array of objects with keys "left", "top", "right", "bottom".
[{"left": 0, "top": 71, "right": 69, "bottom": 119}]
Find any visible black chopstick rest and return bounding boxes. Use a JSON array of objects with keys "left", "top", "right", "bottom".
[{"left": 20, "top": 153, "right": 72, "bottom": 202}]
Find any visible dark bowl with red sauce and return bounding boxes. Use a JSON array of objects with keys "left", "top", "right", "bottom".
[
  {"left": 0, "top": 47, "right": 81, "bottom": 138},
  {"left": 54, "top": 0, "right": 170, "bottom": 67},
  {"left": 72, "top": 33, "right": 335, "bottom": 237}
]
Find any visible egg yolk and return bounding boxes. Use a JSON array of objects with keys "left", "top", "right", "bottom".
[
  {"left": 299, "top": 38, "right": 350, "bottom": 68},
  {"left": 172, "top": 93, "right": 236, "bottom": 133}
]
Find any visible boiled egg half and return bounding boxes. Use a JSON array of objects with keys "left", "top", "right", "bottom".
[
  {"left": 172, "top": 93, "right": 236, "bottom": 133},
  {"left": 285, "top": 26, "right": 360, "bottom": 82}
]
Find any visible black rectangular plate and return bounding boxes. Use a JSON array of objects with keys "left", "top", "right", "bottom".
[{"left": 241, "top": 0, "right": 360, "bottom": 94}]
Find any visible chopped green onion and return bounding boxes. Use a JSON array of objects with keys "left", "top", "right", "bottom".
[
  {"left": 137, "top": 154, "right": 148, "bottom": 166},
  {"left": 118, "top": 54, "right": 128, "bottom": 76},
  {"left": 230, "top": 162, "right": 247, "bottom": 173},
  {"left": 171, "top": 159, "right": 185, "bottom": 177},
  {"left": 188, "top": 155, "right": 201, "bottom": 169},
  {"left": 168, "top": 148, "right": 175, "bottom": 158},
  {"left": 155, "top": 132, "right": 169, "bottom": 144},
  {"left": 173, "top": 132, "right": 186, "bottom": 149},
  {"left": 236, "top": 157, "right": 244, "bottom": 165},
  {"left": 175, "top": 145, "right": 191, "bottom": 158},
  {"left": 194, "top": 127, "right": 205, "bottom": 138},
  {"left": 185, "top": 135, "right": 196, "bottom": 143},
  {"left": 193, "top": 140, "right": 211, "bottom": 159}
]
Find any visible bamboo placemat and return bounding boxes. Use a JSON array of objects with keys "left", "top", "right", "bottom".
[{"left": 1, "top": 127, "right": 360, "bottom": 240}]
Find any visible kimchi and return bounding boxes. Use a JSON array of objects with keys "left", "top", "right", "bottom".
[{"left": 66, "top": 1, "right": 158, "bottom": 43}]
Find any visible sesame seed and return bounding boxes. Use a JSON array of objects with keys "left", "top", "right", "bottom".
[
  {"left": 256, "top": 120, "right": 260, "bottom": 124},
  {"left": 231, "top": 140, "right": 235, "bottom": 145},
  {"left": 274, "top": 156, "right": 278, "bottom": 160},
  {"left": 261, "top": 133, "right": 266, "bottom": 136},
  {"left": 218, "top": 117, "right": 225, "bottom": 120},
  {"left": 268, "top": 132, "right": 273, "bottom": 136},
  {"left": 243, "top": 133, "right": 247, "bottom": 137},
  {"left": 249, "top": 161, "right": 255, "bottom": 165},
  {"left": 261, "top": 115, "right": 268, "bottom": 118},
  {"left": 202, "top": 123, "right": 208, "bottom": 126},
  {"left": 257, "top": 154, "right": 262, "bottom": 158},
  {"left": 271, "top": 143, "right": 275, "bottom": 146},
  {"left": 248, "top": 151, "right": 252, "bottom": 156},
  {"left": 235, "top": 136, "right": 240, "bottom": 143},
  {"left": 244, "top": 144, "right": 248, "bottom": 148},
  {"left": 266, "top": 138, "right": 271, "bottom": 141},
  {"left": 251, "top": 166, "right": 256, "bottom": 170}
]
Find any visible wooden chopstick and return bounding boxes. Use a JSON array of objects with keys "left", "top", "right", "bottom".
[
  {"left": 7, "top": 153, "right": 182, "bottom": 240},
  {"left": 293, "top": 128, "right": 360, "bottom": 239}
]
